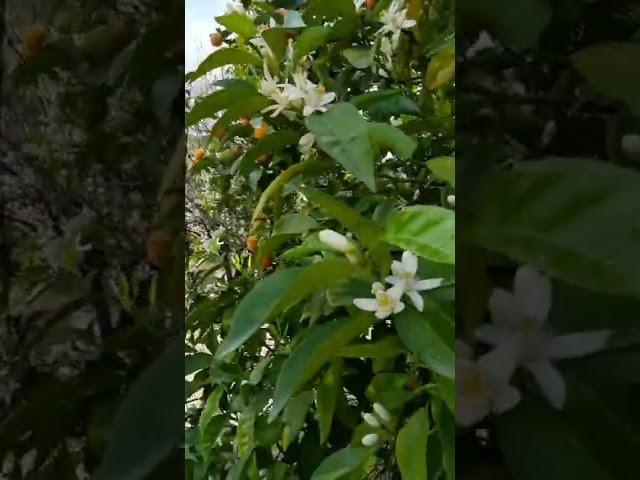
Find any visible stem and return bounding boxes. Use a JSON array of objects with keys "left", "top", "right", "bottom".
[{"left": 251, "top": 157, "right": 325, "bottom": 228}]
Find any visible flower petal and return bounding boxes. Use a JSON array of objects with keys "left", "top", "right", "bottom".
[
  {"left": 455, "top": 401, "right": 491, "bottom": 427},
  {"left": 407, "top": 291, "right": 424, "bottom": 312},
  {"left": 488, "top": 288, "right": 520, "bottom": 327},
  {"left": 475, "top": 324, "right": 509, "bottom": 347},
  {"left": 514, "top": 265, "right": 551, "bottom": 324},
  {"left": 402, "top": 20, "right": 417, "bottom": 29},
  {"left": 319, "top": 229, "right": 350, "bottom": 252},
  {"left": 303, "top": 105, "right": 314, "bottom": 117},
  {"left": 492, "top": 384, "right": 521, "bottom": 414},
  {"left": 415, "top": 278, "right": 444, "bottom": 291},
  {"left": 375, "top": 308, "right": 392, "bottom": 319},
  {"left": 390, "top": 260, "right": 404, "bottom": 277},
  {"left": 546, "top": 330, "right": 611, "bottom": 360},
  {"left": 387, "top": 283, "right": 405, "bottom": 300},
  {"left": 401, "top": 251, "right": 418, "bottom": 274},
  {"left": 371, "top": 282, "right": 385, "bottom": 294},
  {"left": 385, "top": 275, "right": 402, "bottom": 286},
  {"left": 353, "top": 298, "right": 378, "bottom": 312},
  {"left": 478, "top": 338, "right": 521, "bottom": 384},
  {"left": 526, "top": 361, "right": 566, "bottom": 409},
  {"left": 321, "top": 92, "right": 336, "bottom": 104},
  {"left": 392, "top": 301, "right": 405, "bottom": 314}
]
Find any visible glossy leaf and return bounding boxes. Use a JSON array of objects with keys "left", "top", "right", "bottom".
[
  {"left": 215, "top": 12, "right": 258, "bottom": 39},
  {"left": 97, "top": 340, "right": 182, "bottom": 480},
  {"left": 351, "top": 89, "right": 421, "bottom": 119},
  {"left": 427, "top": 156, "right": 455, "bottom": 187},
  {"left": 316, "top": 359, "right": 343, "bottom": 444},
  {"left": 470, "top": 158, "right": 640, "bottom": 298},
  {"left": 340, "top": 336, "right": 405, "bottom": 359},
  {"left": 186, "top": 85, "right": 259, "bottom": 127},
  {"left": 185, "top": 48, "right": 261, "bottom": 82},
  {"left": 396, "top": 408, "right": 428, "bottom": 480},
  {"left": 272, "top": 213, "right": 320, "bottom": 236},
  {"left": 294, "top": 26, "right": 332, "bottom": 62},
  {"left": 310, "top": 447, "right": 370, "bottom": 480},
  {"left": 282, "top": 391, "right": 314, "bottom": 449},
  {"left": 572, "top": 43, "right": 640, "bottom": 115},
  {"left": 305, "top": 103, "right": 377, "bottom": 191},
  {"left": 216, "top": 268, "right": 303, "bottom": 358},
  {"left": 426, "top": 43, "right": 455, "bottom": 90},
  {"left": 343, "top": 48, "right": 372, "bottom": 69},
  {"left": 385, "top": 205, "right": 455, "bottom": 264},
  {"left": 270, "top": 313, "right": 374, "bottom": 421},
  {"left": 395, "top": 307, "right": 454, "bottom": 378}
]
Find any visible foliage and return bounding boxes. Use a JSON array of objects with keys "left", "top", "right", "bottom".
[
  {"left": 457, "top": 0, "right": 640, "bottom": 478},
  {"left": 185, "top": 0, "right": 455, "bottom": 478}
]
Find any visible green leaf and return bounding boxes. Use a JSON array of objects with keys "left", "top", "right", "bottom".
[
  {"left": 301, "top": 187, "right": 383, "bottom": 250},
  {"left": 385, "top": 206, "right": 455, "bottom": 264},
  {"left": 282, "top": 391, "right": 314, "bottom": 449},
  {"left": 226, "top": 451, "right": 252, "bottom": 480},
  {"left": 396, "top": 408, "right": 428, "bottom": 480},
  {"left": 270, "top": 313, "right": 374, "bottom": 421},
  {"left": 186, "top": 85, "right": 259, "bottom": 127},
  {"left": 343, "top": 48, "right": 372, "bottom": 69},
  {"left": 433, "top": 400, "right": 455, "bottom": 479},
  {"left": 340, "top": 336, "right": 405, "bottom": 359},
  {"left": 310, "top": 447, "right": 370, "bottom": 480},
  {"left": 199, "top": 386, "right": 224, "bottom": 433},
  {"left": 572, "top": 43, "right": 640, "bottom": 115},
  {"left": 294, "top": 26, "right": 332, "bottom": 62},
  {"left": 303, "top": 0, "right": 357, "bottom": 41},
  {"left": 426, "top": 43, "right": 455, "bottom": 91},
  {"left": 316, "top": 359, "right": 342, "bottom": 445},
  {"left": 469, "top": 158, "right": 640, "bottom": 298},
  {"left": 235, "top": 405, "right": 256, "bottom": 456},
  {"left": 211, "top": 95, "right": 272, "bottom": 137},
  {"left": 215, "top": 12, "right": 258, "bottom": 39},
  {"left": 248, "top": 356, "right": 271, "bottom": 385},
  {"left": 305, "top": 103, "right": 377, "bottom": 191},
  {"left": 427, "top": 156, "right": 455, "bottom": 187},
  {"left": 368, "top": 123, "right": 417, "bottom": 160},
  {"left": 351, "top": 89, "right": 421, "bottom": 120},
  {"left": 395, "top": 307, "right": 454, "bottom": 378},
  {"left": 495, "top": 399, "right": 613, "bottom": 480},
  {"left": 366, "top": 373, "right": 415, "bottom": 409},
  {"left": 276, "top": 258, "right": 364, "bottom": 312},
  {"left": 458, "top": 0, "right": 551, "bottom": 48},
  {"left": 186, "top": 48, "right": 261, "bottom": 83},
  {"left": 97, "top": 340, "right": 182, "bottom": 480},
  {"left": 185, "top": 352, "right": 212, "bottom": 376},
  {"left": 216, "top": 268, "right": 303, "bottom": 358},
  {"left": 262, "top": 28, "right": 289, "bottom": 60},
  {"left": 272, "top": 213, "right": 321, "bottom": 236},
  {"left": 233, "top": 130, "right": 302, "bottom": 175}
]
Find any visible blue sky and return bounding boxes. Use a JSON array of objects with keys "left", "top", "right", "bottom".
[{"left": 186, "top": 0, "right": 225, "bottom": 72}]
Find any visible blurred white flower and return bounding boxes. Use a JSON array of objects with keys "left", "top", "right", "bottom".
[
  {"left": 298, "top": 132, "right": 315, "bottom": 157},
  {"left": 477, "top": 265, "right": 611, "bottom": 409},
  {"left": 385, "top": 251, "right": 444, "bottom": 312},
  {"left": 372, "top": 402, "right": 391, "bottom": 422},
  {"left": 389, "top": 116, "right": 403, "bottom": 126},
  {"left": 363, "top": 412, "right": 381, "bottom": 427},
  {"left": 456, "top": 340, "right": 521, "bottom": 427},
  {"left": 319, "top": 229, "right": 353, "bottom": 253},
  {"left": 281, "top": 72, "right": 336, "bottom": 116},
  {"left": 354, "top": 283, "right": 405, "bottom": 319},
  {"left": 447, "top": 194, "right": 455, "bottom": 206},
  {"left": 361, "top": 433, "right": 379, "bottom": 446},
  {"left": 259, "top": 63, "right": 297, "bottom": 119},
  {"left": 378, "top": 1, "right": 416, "bottom": 49}
]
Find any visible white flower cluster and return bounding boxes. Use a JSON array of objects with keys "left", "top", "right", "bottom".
[
  {"left": 457, "top": 265, "right": 611, "bottom": 427},
  {"left": 360, "top": 403, "right": 392, "bottom": 447},
  {"left": 259, "top": 65, "right": 337, "bottom": 119},
  {"left": 377, "top": 1, "right": 416, "bottom": 50},
  {"left": 319, "top": 230, "right": 443, "bottom": 318}
]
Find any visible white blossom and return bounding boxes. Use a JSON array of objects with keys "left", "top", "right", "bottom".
[
  {"left": 373, "top": 402, "right": 391, "bottom": 422},
  {"left": 456, "top": 340, "right": 521, "bottom": 427},
  {"left": 361, "top": 433, "right": 379, "bottom": 446},
  {"left": 385, "top": 251, "right": 444, "bottom": 312},
  {"left": 298, "top": 132, "right": 315, "bottom": 157},
  {"left": 354, "top": 283, "right": 405, "bottom": 319},
  {"left": 363, "top": 412, "right": 381, "bottom": 427},
  {"left": 378, "top": 1, "right": 416, "bottom": 49},
  {"left": 477, "top": 265, "right": 611, "bottom": 409}
]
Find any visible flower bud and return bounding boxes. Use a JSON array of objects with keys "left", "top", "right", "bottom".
[
  {"left": 361, "top": 433, "right": 379, "bottom": 447},
  {"left": 447, "top": 194, "right": 455, "bottom": 207},
  {"left": 373, "top": 403, "right": 391, "bottom": 422},
  {"left": 319, "top": 229, "right": 352, "bottom": 253},
  {"left": 363, "top": 413, "right": 380, "bottom": 427}
]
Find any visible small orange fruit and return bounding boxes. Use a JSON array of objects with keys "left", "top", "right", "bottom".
[
  {"left": 254, "top": 122, "right": 269, "bottom": 139},
  {"left": 366, "top": 0, "right": 376, "bottom": 10},
  {"left": 210, "top": 32, "right": 223, "bottom": 47},
  {"left": 146, "top": 229, "right": 173, "bottom": 269},
  {"left": 239, "top": 117, "right": 251, "bottom": 126},
  {"left": 194, "top": 148, "right": 206, "bottom": 163},
  {"left": 23, "top": 24, "right": 47, "bottom": 56},
  {"left": 260, "top": 255, "right": 273, "bottom": 270},
  {"left": 246, "top": 235, "right": 258, "bottom": 253}
]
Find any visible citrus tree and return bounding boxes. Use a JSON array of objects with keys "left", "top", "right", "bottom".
[{"left": 185, "top": 0, "right": 455, "bottom": 478}]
